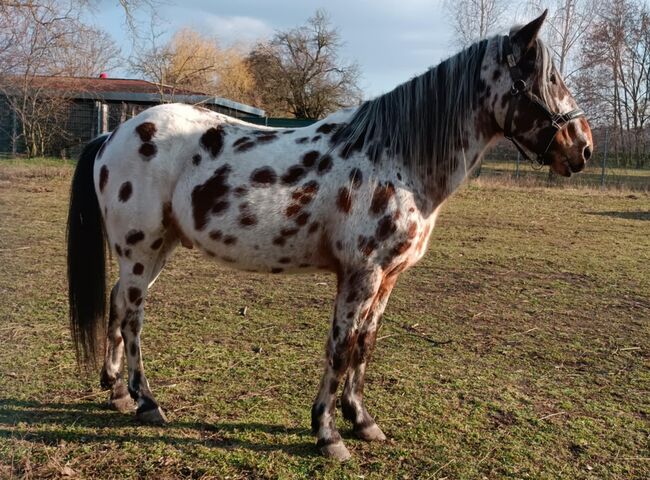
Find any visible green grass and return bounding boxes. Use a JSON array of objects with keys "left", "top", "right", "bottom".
[
  {"left": 481, "top": 158, "right": 650, "bottom": 191},
  {"left": 1, "top": 164, "right": 649, "bottom": 479}
]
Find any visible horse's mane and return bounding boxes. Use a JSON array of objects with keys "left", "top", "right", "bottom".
[
  {"left": 330, "top": 30, "right": 556, "bottom": 183},
  {"left": 330, "top": 38, "right": 490, "bottom": 180}
]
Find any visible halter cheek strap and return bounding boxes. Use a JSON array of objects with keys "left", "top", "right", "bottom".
[{"left": 501, "top": 35, "right": 585, "bottom": 166}]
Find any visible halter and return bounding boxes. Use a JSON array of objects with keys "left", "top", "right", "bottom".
[{"left": 501, "top": 35, "right": 585, "bottom": 167}]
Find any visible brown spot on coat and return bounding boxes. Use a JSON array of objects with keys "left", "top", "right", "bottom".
[
  {"left": 317, "top": 155, "right": 333, "bottom": 174},
  {"left": 358, "top": 236, "right": 378, "bottom": 256},
  {"left": 135, "top": 122, "right": 156, "bottom": 142},
  {"left": 295, "top": 137, "right": 309, "bottom": 144},
  {"left": 281, "top": 166, "right": 307, "bottom": 185},
  {"left": 115, "top": 244, "right": 123, "bottom": 256},
  {"left": 128, "top": 287, "right": 142, "bottom": 304},
  {"left": 239, "top": 213, "right": 257, "bottom": 227},
  {"left": 118, "top": 182, "right": 132, "bottom": 202},
  {"left": 139, "top": 142, "right": 157, "bottom": 158},
  {"left": 349, "top": 168, "right": 363, "bottom": 188},
  {"left": 337, "top": 187, "right": 352, "bottom": 213},
  {"left": 370, "top": 182, "right": 396, "bottom": 215},
  {"left": 201, "top": 126, "right": 225, "bottom": 157},
  {"left": 150, "top": 238, "right": 163, "bottom": 250},
  {"left": 191, "top": 165, "right": 231, "bottom": 230},
  {"left": 376, "top": 215, "right": 396, "bottom": 241},
  {"left": 295, "top": 212, "right": 310, "bottom": 226},
  {"left": 133, "top": 263, "right": 144, "bottom": 275},
  {"left": 302, "top": 150, "right": 320, "bottom": 167},
  {"left": 192, "top": 154, "right": 202, "bottom": 165},
  {"left": 126, "top": 230, "right": 145, "bottom": 245},
  {"left": 99, "top": 166, "right": 109, "bottom": 192},
  {"left": 250, "top": 167, "right": 277, "bottom": 186},
  {"left": 234, "top": 185, "right": 248, "bottom": 197},
  {"left": 285, "top": 204, "right": 302, "bottom": 217},
  {"left": 256, "top": 133, "right": 278, "bottom": 143},
  {"left": 308, "top": 222, "right": 319, "bottom": 234},
  {"left": 235, "top": 140, "right": 256, "bottom": 152},
  {"left": 280, "top": 227, "right": 299, "bottom": 237},
  {"left": 291, "top": 180, "right": 319, "bottom": 205},
  {"left": 316, "top": 123, "right": 339, "bottom": 134}
]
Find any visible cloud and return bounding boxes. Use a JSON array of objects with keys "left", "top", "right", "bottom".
[
  {"left": 198, "top": 14, "right": 275, "bottom": 46},
  {"left": 158, "top": 6, "right": 275, "bottom": 47}
]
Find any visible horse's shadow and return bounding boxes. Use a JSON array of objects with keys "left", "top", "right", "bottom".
[
  {"left": 587, "top": 210, "right": 650, "bottom": 221},
  {"left": 0, "top": 398, "right": 317, "bottom": 457}
]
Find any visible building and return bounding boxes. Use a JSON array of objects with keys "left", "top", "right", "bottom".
[{"left": 0, "top": 75, "right": 267, "bottom": 158}]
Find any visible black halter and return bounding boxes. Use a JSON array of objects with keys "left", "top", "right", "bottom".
[{"left": 501, "top": 35, "right": 585, "bottom": 167}]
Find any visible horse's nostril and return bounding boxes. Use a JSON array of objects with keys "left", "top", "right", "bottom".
[{"left": 583, "top": 145, "right": 592, "bottom": 161}]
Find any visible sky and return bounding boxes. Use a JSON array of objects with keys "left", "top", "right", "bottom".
[{"left": 89, "top": 0, "right": 527, "bottom": 99}]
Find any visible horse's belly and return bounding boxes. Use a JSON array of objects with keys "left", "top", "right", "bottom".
[{"left": 172, "top": 170, "right": 333, "bottom": 274}]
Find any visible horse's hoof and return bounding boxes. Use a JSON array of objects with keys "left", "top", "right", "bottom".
[
  {"left": 109, "top": 393, "right": 136, "bottom": 413},
  {"left": 136, "top": 406, "right": 168, "bottom": 425},
  {"left": 108, "top": 382, "right": 135, "bottom": 413},
  {"left": 320, "top": 441, "right": 351, "bottom": 461},
  {"left": 355, "top": 423, "right": 387, "bottom": 442}
]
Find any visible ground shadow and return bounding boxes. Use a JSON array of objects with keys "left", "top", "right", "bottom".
[
  {"left": 0, "top": 398, "right": 316, "bottom": 457},
  {"left": 587, "top": 210, "right": 650, "bottom": 221}
]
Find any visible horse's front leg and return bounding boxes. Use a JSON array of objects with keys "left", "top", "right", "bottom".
[
  {"left": 311, "top": 268, "right": 383, "bottom": 461},
  {"left": 341, "top": 274, "right": 397, "bottom": 441}
]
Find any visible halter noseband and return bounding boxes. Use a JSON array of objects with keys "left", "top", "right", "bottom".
[{"left": 501, "top": 35, "right": 585, "bottom": 167}]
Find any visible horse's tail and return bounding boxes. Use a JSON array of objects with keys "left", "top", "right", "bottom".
[{"left": 67, "top": 135, "right": 109, "bottom": 368}]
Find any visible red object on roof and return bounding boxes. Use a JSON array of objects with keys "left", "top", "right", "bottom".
[{"left": 99, "top": 72, "right": 108, "bottom": 79}]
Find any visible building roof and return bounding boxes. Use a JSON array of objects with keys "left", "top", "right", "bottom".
[{"left": 5, "top": 75, "right": 265, "bottom": 117}]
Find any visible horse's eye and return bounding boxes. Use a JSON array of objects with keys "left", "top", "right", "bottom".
[{"left": 550, "top": 73, "right": 557, "bottom": 84}]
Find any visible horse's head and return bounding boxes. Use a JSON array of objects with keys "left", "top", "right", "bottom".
[{"left": 491, "top": 11, "right": 593, "bottom": 177}]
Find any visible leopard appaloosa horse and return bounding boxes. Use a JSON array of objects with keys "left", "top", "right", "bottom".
[{"left": 67, "top": 11, "right": 592, "bottom": 460}]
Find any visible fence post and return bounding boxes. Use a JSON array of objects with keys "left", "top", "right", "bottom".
[
  {"left": 515, "top": 152, "right": 520, "bottom": 180},
  {"left": 11, "top": 107, "right": 17, "bottom": 157},
  {"left": 601, "top": 128, "right": 609, "bottom": 188}
]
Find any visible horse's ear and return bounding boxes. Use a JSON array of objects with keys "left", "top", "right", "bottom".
[{"left": 512, "top": 10, "right": 547, "bottom": 54}]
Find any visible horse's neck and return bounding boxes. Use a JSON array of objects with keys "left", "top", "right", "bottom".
[{"left": 418, "top": 101, "right": 500, "bottom": 211}]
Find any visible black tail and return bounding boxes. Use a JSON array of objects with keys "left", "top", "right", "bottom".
[{"left": 67, "top": 135, "right": 109, "bottom": 368}]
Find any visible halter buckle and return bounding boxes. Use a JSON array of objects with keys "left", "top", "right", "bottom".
[{"left": 511, "top": 79, "right": 526, "bottom": 96}]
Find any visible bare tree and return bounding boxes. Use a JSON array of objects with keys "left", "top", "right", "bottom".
[
  {"left": 0, "top": 0, "right": 121, "bottom": 157},
  {"left": 526, "top": 0, "right": 599, "bottom": 77},
  {"left": 247, "top": 10, "right": 362, "bottom": 119},
  {"left": 129, "top": 26, "right": 256, "bottom": 104},
  {"left": 578, "top": 0, "right": 650, "bottom": 167},
  {"left": 445, "top": 0, "right": 508, "bottom": 47}
]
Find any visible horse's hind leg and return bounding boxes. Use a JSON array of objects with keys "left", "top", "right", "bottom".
[
  {"left": 100, "top": 283, "right": 135, "bottom": 412},
  {"left": 341, "top": 274, "right": 397, "bottom": 441},
  {"left": 100, "top": 238, "right": 175, "bottom": 415},
  {"left": 311, "top": 267, "right": 383, "bottom": 461},
  {"left": 115, "top": 240, "right": 174, "bottom": 425}
]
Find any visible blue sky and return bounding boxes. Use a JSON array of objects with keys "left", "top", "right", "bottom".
[{"left": 90, "top": 0, "right": 513, "bottom": 98}]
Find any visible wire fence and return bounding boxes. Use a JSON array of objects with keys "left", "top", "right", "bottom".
[{"left": 480, "top": 135, "right": 649, "bottom": 192}]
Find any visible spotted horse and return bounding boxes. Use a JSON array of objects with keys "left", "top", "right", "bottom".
[{"left": 67, "top": 12, "right": 592, "bottom": 461}]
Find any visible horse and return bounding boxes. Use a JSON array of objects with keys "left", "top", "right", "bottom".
[{"left": 67, "top": 11, "right": 592, "bottom": 461}]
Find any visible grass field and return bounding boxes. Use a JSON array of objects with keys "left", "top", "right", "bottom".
[
  {"left": 0, "top": 162, "right": 649, "bottom": 479},
  {"left": 480, "top": 158, "right": 650, "bottom": 191}
]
